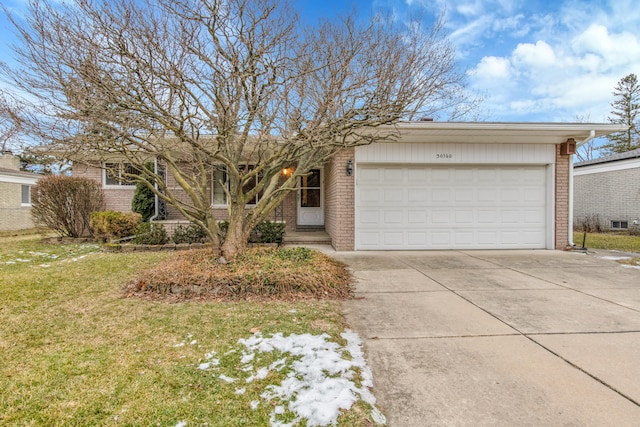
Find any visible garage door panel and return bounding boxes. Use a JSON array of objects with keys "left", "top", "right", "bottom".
[
  {"left": 407, "top": 210, "right": 427, "bottom": 224},
  {"left": 455, "top": 231, "right": 474, "bottom": 246},
  {"left": 431, "top": 231, "right": 452, "bottom": 245},
  {"left": 431, "top": 188, "right": 451, "bottom": 202},
  {"left": 478, "top": 231, "right": 498, "bottom": 245},
  {"left": 477, "top": 188, "right": 499, "bottom": 202},
  {"left": 431, "top": 210, "right": 451, "bottom": 224},
  {"left": 454, "top": 210, "right": 474, "bottom": 224},
  {"left": 524, "top": 208, "right": 545, "bottom": 224},
  {"left": 408, "top": 188, "right": 427, "bottom": 202},
  {"left": 524, "top": 187, "right": 545, "bottom": 203},
  {"left": 500, "top": 188, "right": 521, "bottom": 203},
  {"left": 358, "top": 209, "right": 380, "bottom": 225},
  {"left": 455, "top": 188, "right": 474, "bottom": 202},
  {"left": 383, "top": 210, "right": 403, "bottom": 224},
  {"left": 384, "top": 189, "right": 403, "bottom": 203},
  {"left": 383, "top": 232, "right": 404, "bottom": 246},
  {"left": 407, "top": 168, "right": 428, "bottom": 181},
  {"left": 356, "top": 165, "right": 548, "bottom": 250},
  {"left": 523, "top": 230, "right": 545, "bottom": 244},
  {"left": 359, "top": 188, "right": 381, "bottom": 204},
  {"left": 384, "top": 168, "right": 404, "bottom": 182},
  {"left": 477, "top": 209, "right": 499, "bottom": 224},
  {"left": 408, "top": 232, "right": 428, "bottom": 245}
]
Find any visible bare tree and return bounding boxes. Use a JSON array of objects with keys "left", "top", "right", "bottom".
[
  {"left": 1, "top": 0, "right": 475, "bottom": 259},
  {"left": 0, "top": 93, "right": 22, "bottom": 152}
]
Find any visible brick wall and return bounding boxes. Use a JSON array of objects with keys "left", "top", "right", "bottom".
[
  {"left": 555, "top": 146, "right": 570, "bottom": 249},
  {"left": 574, "top": 165, "right": 640, "bottom": 229},
  {"left": 0, "top": 181, "right": 35, "bottom": 231},
  {"left": 73, "top": 164, "right": 135, "bottom": 212},
  {"left": 74, "top": 163, "right": 298, "bottom": 229},
  {"left": 325, "top": 149, "right": 354, "bottom": 251}
]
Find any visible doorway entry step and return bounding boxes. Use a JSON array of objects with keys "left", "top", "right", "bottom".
[{"left": 283, "top": 230, "right": 331, "bottom": 245}]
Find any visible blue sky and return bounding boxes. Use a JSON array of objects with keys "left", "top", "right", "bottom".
[{"left": 1, "top": 0, "right": 639, "bottom": 123}]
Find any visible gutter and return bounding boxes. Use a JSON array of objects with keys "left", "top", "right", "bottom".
[{"left": 569, "top": 130, "right": 596, "bottom": 246}]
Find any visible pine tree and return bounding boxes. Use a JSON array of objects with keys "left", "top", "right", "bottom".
[{"left": 601, "top": 73, "right": 640, "bottom": 155}]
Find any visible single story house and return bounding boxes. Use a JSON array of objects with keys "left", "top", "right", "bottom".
[
  {"left": 573, "top": 147, "right": 640, "bottom": 231},
  {"left": 0, "top": 151, "right": 41, "bottom": 231},
  {"left": 73, "top": 122, "right": 625, "bottom": 251}
]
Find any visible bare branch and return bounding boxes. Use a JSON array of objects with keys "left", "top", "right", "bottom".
[{"left": 1, "top": 0, "right": 476, "bottom": 258}]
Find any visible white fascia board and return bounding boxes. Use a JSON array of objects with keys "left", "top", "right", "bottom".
[
  {"left": 573, "top": 157, "right": 640, "bottom": 176},
  {"left": 391, "top": 122, "right": 627, "bottom": 145},
  {"left": 0, "top": 173, "right": 40, "bottom": 185}
]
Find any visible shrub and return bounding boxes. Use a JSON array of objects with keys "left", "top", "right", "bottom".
[
  {"left": 91, "top": 211, "right": 142, "bottom": 242},
  {"left": 134, "top": 222, "right": 169, "bottom": 245},
  {"left": 172, "top": 223, "right": 208, "bottom": 244},
  {"left": 574, "top": 214, "right": 603, "bottom": 233},
  {"left": 31, "top": 175, "right": 105, "bottom": 238},
  {"left": 251, "top": 221, "right": 286, "bottom": 244},
  {"left": 131, "top": 162, "right": 156, "bottom": 222},
  {"left": 216, "top": 220, "right": 285, "bottom": 244},
  {"left": 126, "top": 247, "right": 352, "bottom": 300}
]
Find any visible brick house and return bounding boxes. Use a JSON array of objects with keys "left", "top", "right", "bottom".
[
  {"left": 73, "top": 122, "right": 624, "bottom": 251},
  {"left": 573, "top": 148, "right": 640, "bottom": 232},
  {"left": 0, "top": 151, "right": 41, "bottom": 231}
]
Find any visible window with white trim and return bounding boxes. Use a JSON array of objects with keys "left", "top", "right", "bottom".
[
  {"left": 212, "top": 165, "right": 262, "bottom": 206},
  {"left": 21, "top": 185, "right": 31, "bottom": 206},
  {"left": 104, "top": 162, "right": 141, "bottom": 187}
]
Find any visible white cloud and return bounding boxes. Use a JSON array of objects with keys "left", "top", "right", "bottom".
[
  {"left": 470, "top": 56, "right": 512, "bottom": 80},
  {"left": 512, "top": 41, "right": 557, "bottom": 69},
  {"left": 399, "top": 0, "right": 640, "bottom": 121},
  {"left": 571, "top": 24, "right": 640, "bottom": 70}
]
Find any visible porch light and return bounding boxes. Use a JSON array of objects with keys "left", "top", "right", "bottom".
[
  {"left": 281, "top": 167, "right": 292, "bottom": 177},
  {"left": 346, "top": 160, "right": 353, "bottom": 176}
]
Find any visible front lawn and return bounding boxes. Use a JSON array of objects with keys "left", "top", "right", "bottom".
[{"left": 0, "top": 236, "right": 381, "bottom": 426}]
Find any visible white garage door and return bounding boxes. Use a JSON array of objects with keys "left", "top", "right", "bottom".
[{"left": 356, "top": 165, "right": 548, "bottom": 250}]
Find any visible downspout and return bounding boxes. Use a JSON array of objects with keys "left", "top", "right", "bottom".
[
  {"left": 149, "top": 157, "right": 159, "bottom": 222},
  {"left": 569, "top": 130, "right": 596, "bottom": 246}
]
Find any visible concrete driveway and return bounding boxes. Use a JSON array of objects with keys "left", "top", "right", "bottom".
[{"left": 332, "top": 249, "right": 640, "bottom": 426}]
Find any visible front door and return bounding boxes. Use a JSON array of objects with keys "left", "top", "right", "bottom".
[{"left": 297, "top": 169, "right": 324, "bottom": 226}]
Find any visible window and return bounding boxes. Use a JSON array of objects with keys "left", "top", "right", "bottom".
[
  {"left": 104, "top": 162, "right": 141, "bottom": 186},
  {"left": 212, "top": 165, "right": 262, "bottom": 206},
  {"left": 611, "top": 220, "right": 628, "bottom": 229},
  {"left": 212, "top": 167, "right": 228, "bottom": 205},
  {"left": 21, "top": 185, "right": 31, "bottom": 206}
]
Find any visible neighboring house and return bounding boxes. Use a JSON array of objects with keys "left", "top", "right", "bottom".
[
  {"left": 573, "top": 148, "right": 640, "bottom": 231},
  {"left": 73, "top": 121, "right": 624, "bottom": 251},
  {"left": 0, "top": 151, "right": 41, "bottom": 231}
]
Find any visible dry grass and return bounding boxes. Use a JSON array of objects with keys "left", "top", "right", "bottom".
[
  {"left": 0, "top": 236, "right": 377, "bottom": 426},
  {"left": 126, "top": 246, "right": 353, "bottom": 301},
  {"left": 573, "top": 232, "right": 640, "bottom": 253}
]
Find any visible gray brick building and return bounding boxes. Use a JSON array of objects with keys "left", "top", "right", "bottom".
[{"left": 573, "top": 148, "right": 640, "bottom": 231}]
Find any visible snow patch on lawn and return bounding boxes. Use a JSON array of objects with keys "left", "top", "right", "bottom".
[{"left": 198, "top": 330, "right": 385, "bottom": 426}]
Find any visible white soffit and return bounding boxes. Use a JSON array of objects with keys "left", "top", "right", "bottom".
[{"left": 390, "top": 122, "right": 627, "bottom": 145}]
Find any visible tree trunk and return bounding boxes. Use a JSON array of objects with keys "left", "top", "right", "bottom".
[{"left": 220, "top": 215, "right": 251, "bottom": 261}]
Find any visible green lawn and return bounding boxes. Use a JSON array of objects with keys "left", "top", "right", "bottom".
[
  {"left": 573, "top": 232, "right": 640, "bottom": 253},
  {"left": 0, "top": 235, "right": 378, "bottom": 426}
]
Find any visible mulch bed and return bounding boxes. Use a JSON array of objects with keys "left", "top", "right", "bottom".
[{"left": 124, "top": 247, "right": 353, "bottom": 302}]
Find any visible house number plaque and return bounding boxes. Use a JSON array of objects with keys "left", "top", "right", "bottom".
[{"left": 436, "top": 154, "right": 453, "bottom": 159}]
